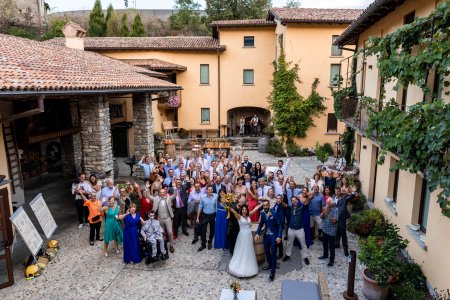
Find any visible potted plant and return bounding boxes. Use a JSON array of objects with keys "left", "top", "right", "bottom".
[{"left": 358, "top": 223, "right": 408, "bottom": 300}]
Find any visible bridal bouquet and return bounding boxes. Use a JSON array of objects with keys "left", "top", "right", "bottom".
[
  {"left": 221, "top": 194, "right": 235, "bottom": 218},
  {"left": 230, "top": 280, "right": 241, "bottom": 298}
]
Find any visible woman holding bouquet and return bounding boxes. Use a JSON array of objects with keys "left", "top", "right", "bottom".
[{"left": 214, "top": 189, "right": 228, "bottom": 249}]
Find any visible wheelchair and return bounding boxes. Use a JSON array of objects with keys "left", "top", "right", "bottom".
[{"left": 139, "top": 233, "right": 169, "bottom": 265}]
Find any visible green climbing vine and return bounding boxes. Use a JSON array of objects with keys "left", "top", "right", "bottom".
[
  {"left": 359, "top": 1, "right": 450, "bottom": 217},
  {"left": 268, "top": 35, "right": 327, "bottom": 141}
]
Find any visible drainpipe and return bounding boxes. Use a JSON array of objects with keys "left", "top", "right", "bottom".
[{"left": 217, "top": 48, "right": 221, "bottom": 137}]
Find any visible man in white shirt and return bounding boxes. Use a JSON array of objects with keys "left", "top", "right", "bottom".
[
  {"left": 257, "top": 178, "right": 271, "bottom": 201},
  {"left": 189, "top": 183, "right": 204, "bottom": 244}
]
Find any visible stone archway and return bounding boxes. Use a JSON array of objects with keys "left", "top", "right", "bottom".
[{"left": 227, "top": 107, "right": 271, "bottom": 136}]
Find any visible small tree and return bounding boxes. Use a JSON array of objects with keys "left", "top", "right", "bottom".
[
  {"left": 284, "top": 0, "right": 301, "bottom": 8},
  {"left": 120, "top": 13, "right": 129, "bottom": 37},
  {"left": 41, "top": 17, "right": 69, "bottom": 40},
  {"left": 131, "top": 14, "right": 146, "bottom": 37},
  {"left": 88, "top": 0, "right": 106, "bottom": 36},
  {"left": 106, "top": 8, "right": 120, "bottom": 36}
]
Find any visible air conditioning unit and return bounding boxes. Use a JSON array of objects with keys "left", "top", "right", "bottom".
[
  {"left": 407, "top": 224, "right": 420, "bottom": 231},
  {"left": 385, "top": 197, "right": 394, "bottom": 203}
]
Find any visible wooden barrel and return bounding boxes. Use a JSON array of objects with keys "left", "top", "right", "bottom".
[
  {"left": 252, "top": 223, "right": 265, "bottom": 265},
  {"left": 258, "top": 137, "right": 269, "bottom": 153},
  {"left": 163, "top": 141, "right": 176, "bottom": 158}
]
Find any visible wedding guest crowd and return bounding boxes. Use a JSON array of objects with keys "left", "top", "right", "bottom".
[{"left": 71, "top": 145, "right": 357, "bottom": 278}]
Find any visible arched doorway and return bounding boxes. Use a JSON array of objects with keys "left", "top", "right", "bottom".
[{"left": 227, "top": 107, "right": 271, "bottom": 136}]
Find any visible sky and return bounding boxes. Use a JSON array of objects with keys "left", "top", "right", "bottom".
[{"left": 46, "top": 0, "right": 374, "bottom": 12}]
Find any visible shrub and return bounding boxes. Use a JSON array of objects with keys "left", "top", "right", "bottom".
[
  {"left": 178, "top": 128, "right": 189, "bottom": 139},
  {"left": 267, "top": 139, "right": 284, "bottom": 156},
  {"left": 315, "top": 143, "right": 329, "bottom": 164},
  {"left": 352, "top": 193, "right": 367, "bottom": 212},
  {"left": 396, "top": 261, "right": 427, "bottom": 291},
  {"left": 358, "top": 223, "right": 408, "bottom": 286},
  {"left": 322, "top": 142, "right": 334, "bottom": 156},
  {"left": 391, "top": 284, "right": 426, "bottom": 300},
  {"left": 348, "top": 208, "right": 385, "bottom": 237}
]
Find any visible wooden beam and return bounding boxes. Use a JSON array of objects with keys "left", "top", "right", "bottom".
[{"left": 0, "top": 95, "right": 45, "bottom": 123}]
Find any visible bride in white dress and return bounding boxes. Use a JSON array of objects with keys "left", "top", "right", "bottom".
[{"left": 228, "top": 203, "right": 263, "bottom": 278}]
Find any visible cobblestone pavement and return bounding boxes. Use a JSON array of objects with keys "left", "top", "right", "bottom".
[{"left": 1, "top": 152, "right": 364, "bottom": 300}]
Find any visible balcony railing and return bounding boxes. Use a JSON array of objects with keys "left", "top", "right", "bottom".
[{"left": 340, "top": 96, "right": 374, "bottom": 134}]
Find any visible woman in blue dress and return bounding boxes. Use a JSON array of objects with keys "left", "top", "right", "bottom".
[
  {"left": 120, "top": 203, "right": 143, "bottom": 263},
  {"left": 214, "top": 189, "right": 228, "bottom": 249}
]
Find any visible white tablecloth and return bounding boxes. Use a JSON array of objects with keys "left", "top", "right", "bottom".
[{"left": 219, "top": 289, "right": 257, "bottom": 300}]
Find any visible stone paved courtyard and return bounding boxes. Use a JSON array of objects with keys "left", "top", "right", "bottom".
[{"left": 0, "top": 151, "right": 364, "bottom": 300}]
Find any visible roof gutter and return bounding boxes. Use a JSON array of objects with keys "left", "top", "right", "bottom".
[{"left": 0, "top": 87, "right": 182, "bottom": 98}]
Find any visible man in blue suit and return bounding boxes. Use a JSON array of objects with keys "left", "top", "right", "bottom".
[
  {"left": 255, "top": 200, "right": 282, "bottom": 281},
  {"left": 273, "top": 194, "right": 286, "bottom": 259}
]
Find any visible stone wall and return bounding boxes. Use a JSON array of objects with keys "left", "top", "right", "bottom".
[
  {"left": 79, "top": 96, "right": 113, "bottom": 179},
  {"left": 61, "top": 102, "right": 82, "bottom": 176},
  {"left": 133, "top": 93, "right": 154, "bottom": 158}
]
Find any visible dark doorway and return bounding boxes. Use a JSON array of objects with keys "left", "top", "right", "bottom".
[{"left": 112, "top": 127, "right": 128, "bottom": 157}]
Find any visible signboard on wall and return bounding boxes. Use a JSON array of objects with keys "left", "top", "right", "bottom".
[
  {"left": 10, "top": 207, "right": 43, "bottom": 256},
  {"left": 30, "top": 193, "right": 57, "bottom": 239}
]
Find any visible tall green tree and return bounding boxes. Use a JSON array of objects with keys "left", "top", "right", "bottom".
[
  {"left": 131, "top": 14, "right": 146, "bottom": 37},
  {"left": 206, "top": 0, "right": 272, "bottom": 22},
  {"left": 105, "top": 4, "right": 114, "bottom": 24},
  {"left": 87, "top": 0, "right": 106, "bottom": 36},
  {"left": 284, "top": 0, "right": 301, "bottom": 8},
  {"left": 170, "top": 0, "right": 207, "bottom": 33},
  {"left": 121, "top": 13, "right": 130, "bottom": 36},
  {"left": 268, "top": 36, "right": 326, "bottom": 141},
  {"left": 106, "top": 8, "right": 120, "bottom": 36}
]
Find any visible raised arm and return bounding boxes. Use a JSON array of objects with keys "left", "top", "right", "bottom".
[
  {"left": 229, "top": 206, "right": 241, "bottom": 220},
  {"left": 249, "top": 203, "right": 263, "bottom": 217}
]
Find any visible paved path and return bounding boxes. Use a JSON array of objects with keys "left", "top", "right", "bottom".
[{"left": 0, "top": 152, "right": 364, "bottom": 300}]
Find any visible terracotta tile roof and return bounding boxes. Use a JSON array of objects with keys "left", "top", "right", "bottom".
[
  {"left": 120, "top": 59, "right": 187, "bottom": 71},
  {"left": 210, "top": 19, "right": 276, "bottom": 28},
  {"left": 335, "top": 0, "right": 406, "bottom": 46},
  {"left": 46, "top": 36, "right": 226, "bottom": 51},
  {"left": 130, "top": 65, "right": 168, "bottom": 77},
  {"left": 269, "top": 8, "right": 363, "bottom": 24},
  {"left": 0, "top": 34, "right": 180, "bottom": 94}
]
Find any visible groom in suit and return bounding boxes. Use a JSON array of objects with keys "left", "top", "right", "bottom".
[{"left": 255, "top": 200, "right": 282, "bottom": 281}]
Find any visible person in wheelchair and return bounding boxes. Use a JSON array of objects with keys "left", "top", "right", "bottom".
[{"left": 141, "top": 210, "right": 168, "bottom": 263}]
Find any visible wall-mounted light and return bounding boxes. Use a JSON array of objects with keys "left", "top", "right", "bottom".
[
  {"left": 368, "top": 65, "right": 373, "bottom": 69},
  {"left": 363, "top": 145, "right": 367, "bottom": 149}
]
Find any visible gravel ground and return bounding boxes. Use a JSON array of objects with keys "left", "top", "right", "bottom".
[{"left": 0, "top": 152, "right": 364, "bottom": 300}]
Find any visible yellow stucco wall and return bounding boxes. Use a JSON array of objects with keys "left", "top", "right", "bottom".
[
  {"left": 218, "top": 27, "right": 276, "bottom": 135},
  {"left": 282, "top": 23, "right": 354, "bottom": 147},
  {"left": 100, "top": 50, "right": 219, "bottom": 134},
  {"left": 354, "top": 0, "right": 450, "bottom": 291}
]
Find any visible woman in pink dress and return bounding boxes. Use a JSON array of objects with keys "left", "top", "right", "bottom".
[{"left": 247, "top": 181, "right": 259, "bottom": 222}]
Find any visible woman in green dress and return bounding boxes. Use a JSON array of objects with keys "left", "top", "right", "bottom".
[{"left": 100, "top": 196, "right": 124, "bottom": 257}]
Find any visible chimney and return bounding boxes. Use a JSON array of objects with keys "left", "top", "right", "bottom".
[{"left": 62, "top": 22, "right": 86, "bottom": 50}]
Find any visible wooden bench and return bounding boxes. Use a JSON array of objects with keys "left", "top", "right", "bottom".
[{"left": 281, "top": 273, "right": 330, "bottom": 300}]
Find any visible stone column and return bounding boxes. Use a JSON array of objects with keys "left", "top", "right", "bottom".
[
  {"left": 61, "top": 102, "right": 82, "bottom": 176},
  {"left": 133, "top": 93, "right": 154, "bottom": 158},
  {"left": 78, "top": 95, "right": 114, "bottom": 179}
]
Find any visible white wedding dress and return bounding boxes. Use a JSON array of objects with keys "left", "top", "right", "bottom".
[{"left": 228, "top": 216, "right": 259, "bottom": 278}]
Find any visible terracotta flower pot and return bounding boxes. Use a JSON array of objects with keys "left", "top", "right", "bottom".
[{"left": 362, "top": 268, "right": 389, "bottom": 300}]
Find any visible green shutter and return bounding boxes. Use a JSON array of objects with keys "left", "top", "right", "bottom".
[
  {"left": 201, "top": 108, "right": 210, "bottom": 123},
  {"left": 330, "top": 64, "right": 341, "bottom": 86},
  {"left": 200, "top": 64, "right": 209, "bottom": 84},
  {"left": 243, "top": 69, "right": 254, "bottom": 84}
]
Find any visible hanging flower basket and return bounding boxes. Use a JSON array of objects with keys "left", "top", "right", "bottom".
[{"left": 167, "top": 95, "right": 180, "bottom": 108}]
